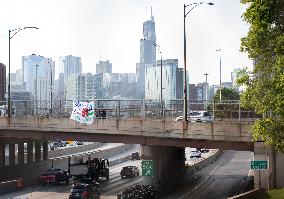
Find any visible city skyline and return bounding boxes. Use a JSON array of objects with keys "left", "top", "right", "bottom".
[{"left": 0, "top": 0, "right": 252, "bottom": 85}]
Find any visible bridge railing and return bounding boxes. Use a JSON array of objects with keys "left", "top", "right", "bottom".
[{"left": 0, "top": 99, "right": 261, "bottom": 121}]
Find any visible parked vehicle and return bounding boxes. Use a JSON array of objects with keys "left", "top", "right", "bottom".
[
  {"left": 69, "top": 183, "right": 100, "bottom": 199},
  {"left": 190, "top": 149, "right": 202, "bottom": 158},
  {"left": 39, "top": 168, "right": 69, "bottom": 185},
  {"left": 120, "top": 166, "right": 139, "bottom": 178},
  {"left": 0, "top": 105, "right": 16, "bottom": 116}
]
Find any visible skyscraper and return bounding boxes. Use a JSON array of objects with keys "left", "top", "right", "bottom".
[
  {"left": 145, "top": 59, "right": 178, "bottom": 100},
  {"left": 0, "top": 63, "right": 6, "bottom": 101},
  {"left": 59, "top": 55, "right": 82, "bottom": 80},
  {"left": 136, "top": 8, "right": 157, "bottom": 99},
  {"left": 22, "top": 54, "right": 55, "bottom": 113},
  {"left": 96, "top": 60, "right": 112, "bottom": 74}
]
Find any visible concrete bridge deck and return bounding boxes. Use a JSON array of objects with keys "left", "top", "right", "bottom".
[{"left": 0, "top": 117, "right": 254, "bottom": 151}]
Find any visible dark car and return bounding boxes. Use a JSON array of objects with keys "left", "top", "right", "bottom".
[
  {"left": 131, "top": 152, "right": 141, "bottom": 160},
  {"left": 40, "top": 168, "right": 69, "bottom": 185},
  {"left": 69, "top": 183, "right": 100, "bottom": 199},
  {"left": 120, "top": 166, "right": 139, "bottom": 178}
]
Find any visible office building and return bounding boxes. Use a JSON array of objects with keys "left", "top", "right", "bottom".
[
  {"left": 22, "top": 54, "right": 55, "bottom": 113},
  {"left": 136, "top": 9, "right": 156, "bottom": 99},
  {"left": 59, "top": 55, "right": 82, "bottom": 80},
  {"left": 145, "top": 59, "right": 178, "bottom": 100},
  {"left": 0, "top": 63, "right": 6, "bottom": 101},
  {"left": 65, "top": 73, "right": 103, "bottom": 101},
  {"left": 96, "top": 60, "right": 112, "bottom": 74}
]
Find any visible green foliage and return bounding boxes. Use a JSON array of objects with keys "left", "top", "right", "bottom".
[
  {"left": 239, "top": 0, "right": 284, "bottom": 151},
  {"left": 213, "top": 87, "right": 240, "bottom": 101}
]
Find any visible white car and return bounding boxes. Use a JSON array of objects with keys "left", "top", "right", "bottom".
[
  {"left": 190, "top": 148, "right": 202, "bottom": 158},
  {"left": 189, "top": 111, "right": 213, "bottom": 122}
]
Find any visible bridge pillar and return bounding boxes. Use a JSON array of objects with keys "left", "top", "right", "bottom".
[
  {"left": 18, "top": 142, "right": 25, "bottom": 164},
  {"left": 27, "top": 141, "right": 33, "bottom": 163},
  {"left": 0, "top": 142, "right": 5, "bottom": 168},
  {"left": 9, "top": 143, "right": 15, "bottom": 166},
  {"left": 42, "top": 141, "right": 48, "bottom": 160},
  {"left": 35, "top": 141, "right": 41, "bottom": 162},
  {"left": 141, "top": 145, "right": 185, "bottom": 194}
]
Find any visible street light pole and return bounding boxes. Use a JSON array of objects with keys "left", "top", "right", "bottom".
[
  {"left": 35, "top": 64, "right": 39, "bottom": 115},
  {"left": 183, "top": 2, "right": 214, "bottom": 122},
  {"left": 216, "top": 49, "right": 222, "bottom": 101},
  {"left": 8, "top": 27, "right": 39, "bottom": 117},
  {"left": 49, "top": 61, "right": 53, "bottom": 115}
]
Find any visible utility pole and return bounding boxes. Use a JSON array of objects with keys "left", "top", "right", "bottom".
[{"left": 49, "top": 61, "right": 53, "bottom": 115}]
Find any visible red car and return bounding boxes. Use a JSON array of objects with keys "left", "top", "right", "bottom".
[{"left": 40, "top": 168, "right": 69, "bottom": 185}]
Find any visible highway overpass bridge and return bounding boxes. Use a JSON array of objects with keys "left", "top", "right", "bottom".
[{"left": 0, "top": 99, "right": 282, "bottom": 192}]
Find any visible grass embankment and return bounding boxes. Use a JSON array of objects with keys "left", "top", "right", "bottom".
[{"left": 257, "top": 189, "right": 284, "bottom": 199}]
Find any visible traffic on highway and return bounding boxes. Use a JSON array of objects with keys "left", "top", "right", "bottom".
[{"left": 0, "top": 144, "right": 219, "bottom": 199}]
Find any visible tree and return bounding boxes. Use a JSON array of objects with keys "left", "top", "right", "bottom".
[
  {"left": 213, "top": 88, "right": 240, "bottom": 101},
  {"left": 238, "top": 0, "right": 284, "bottom": 151}
]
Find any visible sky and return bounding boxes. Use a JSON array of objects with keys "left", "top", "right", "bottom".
[{"left": 0, "top": 0, "right": 253, "bottom": 85}]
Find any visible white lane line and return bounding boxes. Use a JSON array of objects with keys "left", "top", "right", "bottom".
[{"left": 179, "top": 152, "right": 228, "bottom": 199}]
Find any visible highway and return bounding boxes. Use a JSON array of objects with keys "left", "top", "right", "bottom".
[
  {"left": 164, "top": 150, "right": 253, "bottom": 199},
  {"left": 0, "top": 149, "right": 252, "bottom": 199}
]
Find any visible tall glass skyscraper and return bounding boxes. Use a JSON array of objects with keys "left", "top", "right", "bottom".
[
  {"left": 59, "top": 55, "right": 82, "bottom": 80},
  {"left": 137, "top": 8, "right": 157, "bottom": 99}
]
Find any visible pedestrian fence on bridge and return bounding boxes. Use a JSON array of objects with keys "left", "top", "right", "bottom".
[{"left": 0, "top": 99, "right": 260, "bottom": 121}]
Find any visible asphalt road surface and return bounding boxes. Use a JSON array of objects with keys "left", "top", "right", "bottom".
[
  {"left": 0, "top": 149, "right": 247, "bottom": 199},
  {"left": 164, "top": 150, "right": 253, "bottom": 199}
]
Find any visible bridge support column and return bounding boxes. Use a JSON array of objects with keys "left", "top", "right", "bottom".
[
  {"left": 27, "top": 141, "right": 33, "bottom": 163},
  {"left": 141, "top": 145, "right": 185, "bottom": 195},
  {"left": 0, "top": 142, "right": 5, "bottom": 168},
  {"left": 42, "top": 141, "right": 48, "bottom": 160},
  {"left": 35, "top": 141, "right": 41, "bottom": 162},
  {"left": 18, "top": 142, "right": 25, "bottom": 164},
  {"left": 9, "top": 143, "right": 15, "bottom": 166}
]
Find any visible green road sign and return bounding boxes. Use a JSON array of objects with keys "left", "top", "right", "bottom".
[
  {"left": 141, "top": 160, "right": 154, "bottom": 176},
  {"left": 251, "top": 160, "right": 268, "bottom": 170}
]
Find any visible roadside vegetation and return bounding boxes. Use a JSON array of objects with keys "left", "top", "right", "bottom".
[
  {"left": 257, "top": 188, "right": 284, "bottom": 199},
  {"left": 238, "top": 0, "right": 284, "bottom": 151}
]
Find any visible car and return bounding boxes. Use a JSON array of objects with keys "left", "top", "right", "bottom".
[
  {"left": 76, "top": 141, "right": 84, "bottom": 145},
  {"left": 200, "top": 148, "right": 209, "bottom": 153},
  {"left": 131, "top": 152, "right": 141, "bottom": 160},
  {"left": 120, "top": 166, "right": 139, "bottom": 178},
  {"left": 190, "top": 149, "right": 202, "bottom": 158},
  {"left": 69, "top": 183, "right": 100, "bottom": 199},
  {"left": 190, "top": 111, "right": 213, "bottom": 122},
  {"left": 39, "top": 168, "right": 69, "bottom": 185}
]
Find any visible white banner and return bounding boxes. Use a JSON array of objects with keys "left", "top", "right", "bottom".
[{"left": 70, "top": 100, "right": 95, "bottom": 124}]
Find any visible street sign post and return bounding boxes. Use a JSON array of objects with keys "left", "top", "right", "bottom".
[
  {"left": 251, "top": 160, "right": 268, "bottom": 170},
  {"left": 251, "top": 160, "right": 268, "bottom": 189},
  {"left": 141, "top": 160, "right": 154, "bottom": 177}
]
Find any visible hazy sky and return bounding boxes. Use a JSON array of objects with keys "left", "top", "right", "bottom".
[{"left": 0, "top": 0, "right": 252, "bottom": 85}]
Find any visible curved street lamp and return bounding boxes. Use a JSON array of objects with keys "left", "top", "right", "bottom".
[
  {"left": 8, "top": 27, "right": 39, "bottom": 117},
  {"left": 183, "top": 2, "right": 214, "bottom": 121}
]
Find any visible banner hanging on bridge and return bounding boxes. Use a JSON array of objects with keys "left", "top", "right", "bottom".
[{"left": 70, "top": 100, "right": 95, "bottom": 124}]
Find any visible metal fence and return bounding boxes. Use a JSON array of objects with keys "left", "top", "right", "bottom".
[{"left": 0, "top": 99, "right": 260, "bottom": 121}]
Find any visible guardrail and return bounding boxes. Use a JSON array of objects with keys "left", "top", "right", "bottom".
[{"left": 0, "top": 99, "right": 260, "bottom": 121}]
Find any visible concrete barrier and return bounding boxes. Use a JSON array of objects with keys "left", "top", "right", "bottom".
[
  {"left": 0, "top": 180, "right": 21, "bottom": 195},
  {"left": 228, "top": 189, "right": 260, "bottom": 199},
  {"left": 49, "top": 142, "right": 104, "bottom": 158},
  {"left": 186, "top": 150, "right": 222, "bottom": 175}
]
